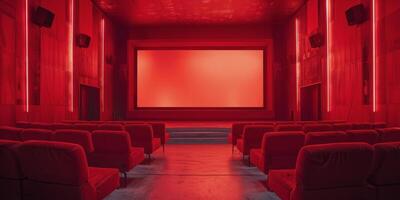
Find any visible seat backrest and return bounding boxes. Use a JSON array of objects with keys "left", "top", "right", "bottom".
[
  {"left": 18, "top": 141, "right": 89, "bottom": 185},
  {"left": 97, "top": 124, "right": 124, "bottom": 131},
  {"left": 346, "top": 130, "right": 379, "bottom": 145},
  {"left": 125, "top": 124, "right": 154, "bottom": 139},
  {"left": 0, "top": 140, "right": 23, "bottom": 179},
  {"left": 369, "top": 142, "right": 400, "bottom": 185},
  {"left": 373, "top": 122, "right": 386, "bottom": 129},
  {"left": 15, "top": 121, "right": 31, "bottom": 128},
  {"left": 74, "top": 123, "right": 98, "bottom": 132},
  {"left": 304, "top": 131, "right": 349, "bottom": 145},
  {"left": 231, "top": 122, "right": 251, "bottom": 139},
  {"left": 262, "top": 131, "right": 305, "bottom": 156},
  {"left": 29, "top": 123, "right": 52, "bottom": 130},
  {"left": 91, "top": 130, "right": 131, "bottom": 154},
  {"left": 379, "top": 128, "right": 400, "bottom": 142},
  {"left": 51, "top": 123, "right": 75, "bottom": 130},
  {"left": 0, "top": 126, "right": 22, "bottom": 141},
  {"left": 332, "top": 123, "right": 353, "bottom": 131},
  {"left": 53, "top": 130, "right": 94, "bottom": 153},
  {"left": 303, "top": 124, "right": 333, "bottom": 133},
  {"left": 352, "top": 123, "right": 373, "bottom": 130},
  {"left": 243, "top": 125, "right": 275, "bottom": 136},
  {"left": 296, "top": 143, "right": 373, "bottom": 189},
  {"left": 21, "top": 129, "right": 53, "bottom": 141},
  {"left": 149, "top": 123, "right": 166, "bottom": 138},
  {"left": 275, "top": 124, "right": 303, "bottom": 131}
]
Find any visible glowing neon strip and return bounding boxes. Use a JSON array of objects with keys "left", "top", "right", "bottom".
[
  {"left": 372, "top": 0, "right": 377, "bottom": 112},
  {"left": 326, "top": 0, "right": 331, "bottom": 112},
  {"left": 68, "top": 0, "right": 74, "bottom": 112},
  {"left": 296, "top": 18, "right": 300, "bottom": 112},
  {"left": 100, "top": 18, "right": 105, "bottom": 112},
  {"left": 25, "top": 0, "right": 29, "bottom": 112}
]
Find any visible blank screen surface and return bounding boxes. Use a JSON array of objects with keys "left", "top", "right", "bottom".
[{"left": 136, "top": 49, "right": 264, "bottom": 108}]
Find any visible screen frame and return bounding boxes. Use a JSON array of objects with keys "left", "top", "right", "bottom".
[{"left": 134, "top": 47, "right": 267, "bottom": 110}]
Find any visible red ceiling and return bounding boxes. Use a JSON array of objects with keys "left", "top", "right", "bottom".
[{"left": 93, "top": 0, "right": 305, "bottom": 26}]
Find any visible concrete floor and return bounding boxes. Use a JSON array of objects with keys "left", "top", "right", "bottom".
[{"left": 105, "top": 144, "right": 280, "bottom": 200}]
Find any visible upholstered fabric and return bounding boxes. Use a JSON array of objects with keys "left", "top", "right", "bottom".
[
  {"left": 21, "top": 129, "right": 53, "bottom": 141},
  {"left": 261, "top": 131, "right": 305, "bottom": 173},
  {"left": 346, "top": 130, "right": 379, "bottom": 145},
  {"left": 88, "top": 167, "right": 120, "bottom": 200},
  {"left": 369, "top": 142, "right": 400, "bottom": 186},
  {"left": 267, "top": 169, "right": 296, "bottom": 200},
  {"left": 250, "top": 148, "right": 262, "bottom": 169},
  {"left": 0, "top": 140, "right": 23, "bottom": 200},
  {"left": 125, "top": 124, "right": 160, "bottom": 154},
  {"left": 304, "top": 131, "right": 348, "bottom": 145},
  {"left": 303, "top": 124, "right": 333, "bottom": 133},
  {"left": 0, "top": 126, "right": 22, "bottom": 141},
  {"left": 97, "top": 124, "right": 124, "bottom": 131},
  {"left": 91, "top": 130, "right": 132, "bottom": 154},
  {"left": 74, "top": 124, "right": 98, "bottom": 132},
  {"left": 231, "top": 123, "right": 251, "bottom": 145},
  {"left": 379, "top": 128, "right": 400, "bottom": 142},
  {"left": 332, "top": 123, "right": 353, "bottom": 131},
  {"left": 51, "top": 123, "right": 76, "bottom": 130},
  {"left": 240, "top": 125, "right": 274, "bottom": 155},
  {"left": 149, "top": 123, "right": 168, "bottom": 144},
  {"left": 53, "top": 130, "right": 95, "bottom": 153},
  {"left": 275, "top": 124, "right": 303, "bottom": 131},
  {"left": 296, "top": 143, "right": 373, "bottom": 189},
  {"left": 352, "top": 123, "right": 372, "bottom": 130}
]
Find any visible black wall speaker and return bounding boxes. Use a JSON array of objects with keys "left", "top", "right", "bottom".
[
  {"left": 309, "top": 33, "right": 323, "bottom": 48},
  {"left": 77, "top": 34, "right": 91, "bottom": 48},
  {"left": 32, "top": 6, "right": 55, "bottom": 28},
  {"left": 345, "top": 4, "right": 368, "bottom": 26}
]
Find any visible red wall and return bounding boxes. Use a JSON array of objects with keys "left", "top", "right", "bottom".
[
  {"left": 0, "top": 0, "right": 125, "bottom": 125},
  {"left": 285, "top": 0, "right": 400, "bottom": 125}
]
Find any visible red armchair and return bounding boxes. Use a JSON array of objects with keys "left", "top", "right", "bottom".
[
  {"left": 268, "top": 143, "right": 375, "bottom": 200},
  {"left": 21, "top": 129, "right": 53, "bottom": 141},
  {"left": 0, "top": 126, "right": 22, "bottom": 141},
  {"left": 303, "top": 124, "right": 333, "bottom": 133},
  {"left": 18, "top": 141, "right": 120, "bottom": 200},
  {"left": 369, "top": 142, "right": 400, "bottom": 200},
  {"left": 149, "top": 122, "right": 169, "bottom": 152},
  {"left": 304, "top": 131, "right": 348, "bottom": 145},
  {"left": 231, "top": 122, "right": 252, "bottom": 153},
  {"left": 0, "top": 140, "right": 23, "bottom": 200},
  {"left": 52, "top": 130, "right": 95, "bottom": 154},
  {"left": 236, "top": 125, "right": 274, "bottom": 163},
  {"left": 346, "top": 130, "right": 379, "bottom": 145},
  {"left": 89, "top": 130, "right": 145, "bottom": 186},
  {"left": 250, "top": 131, "right": 305, "bottom": 174},
  {"left": 124, "top": 124, "right": 161, "bottom": 158}
]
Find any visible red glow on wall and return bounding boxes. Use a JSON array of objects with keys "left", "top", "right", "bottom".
[
  {"left": 68, "top": 0, "right": 74, "bottom": 112},
  {"left": 100, "top": 18, "right": 105, "bottom": 112},
  {"left": 295, "top": 18, "right": 300, "bottom": 113},
  {"left": 372, "top": 0, "right": 377, "bottom": 112},
  {"left": 326, "top": 0, "right": 331, "bottom": 112},
  {"left": 136, "top": 50, "right": 264, "bottom": 108},
  {"left": 25, "top": 0, "right": 29, "bottom": 112}
]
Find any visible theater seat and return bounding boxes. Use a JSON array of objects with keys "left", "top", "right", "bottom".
[
  {"left": 75, "top": 123, "right": 99, "bottom": 132},
  {"left": 304, "top": 131, "right": 348, "bottom": 145},
  {"left": 378, "top": 127, "right": 400, "bottom": 142},
  {"left": 18, "top": 141, "right": 119, "bottom": 200},
  {"left": 268, "top": 143, "right": 375, "bottom": 200},
  {"left": 373, "top": 122, "right": 386, "bottom": 129},
  {"left": 346, "top": 130, "right": 379, "bottom": 145},
  {"left": 231, "top": 122, "right": 251, "bottom": 153},
  {"left": 352, "top": 123, "right": 372, "bottom": 130},
  {"left": 51, "top": 123, "right": 75, "bottom": 130},
  {"left": 369, "top": 142, "right": 400, "bottom": 200},
  {"left": 275, "top": 124, "right": 303, "bottom": 131},
  {"left": 53, "top": 130, "right": 95, "bottom": 154},
  {"left": 332, "top": 123, "right": 352, "bottom": 131},
  {"left": 149, "top": 122, "right": 169, "bottom": 152},
  {"left": 303, "top": 124, "right": 333, "bottom": 133},
  {"left": 89, "top": 130, "right": 144, "bottom": 185},
  {"left": 0, "top": 140, "right": 23, "bottom": 200},
  {"left": 0, "top": 126, "right": 22, "bottom": 141},
  {"left": 21, "top": 129, "right": 53, "bottom": 141},
  {"left": 250, "top": 131, "right": 305, "bottom": 174},
  {"left": 125, "top": 124, "right": 161, "bottom": 157},
  {"left": 237, "top": 125, "right": 274, "bottom": 161},
  {"left": 97, "top": 124, "right": 124, "bottom": 131}
]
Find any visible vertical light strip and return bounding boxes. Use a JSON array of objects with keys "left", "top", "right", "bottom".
[
  {"left": 295, "top": 18, "right": 300, "bottom": 112},
  {"left": 100, "top": 18, "right": 105, "bottom": 112},
  {"left": 326, "top": 0, "right": 331, "bottom": 112},
  {"left": 25, "top": 0, "right": 29, "bottom": 112},
  {"left": 372, "top": 0, "right": 377, "bottom": 112},
  {"left": 68, "top": 0, "right": 74, "bottom": 112}
]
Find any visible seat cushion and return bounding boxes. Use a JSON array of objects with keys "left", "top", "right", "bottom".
[
  {"left": 250, "top": 148, "right": 262, "bottom": 167},
  {"left": 131, "top": 147, "right": 145, "bottom": 166},
  {"left": 152, "top": 138, "right": 161, "bottom": 152},
  {"left": 88, "top": 167, "right": 120, "bottom": 200},
  {"left": 268, "top": 169, "right": 296, "bottom": 200}
]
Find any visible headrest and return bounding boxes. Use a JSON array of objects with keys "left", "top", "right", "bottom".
[
  {"left": 53, "top": 130, "right": 94, "bottom": 153},
  {"left": 92, "top": 130, "right": 131, "bottom": 153}
]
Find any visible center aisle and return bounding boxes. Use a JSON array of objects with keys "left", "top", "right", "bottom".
[{"left": 105, "top": 144, "right": 280, "bottom": 200}]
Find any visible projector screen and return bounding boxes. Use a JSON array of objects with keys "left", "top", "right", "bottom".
[{"left": 136, "top": 49, "right": 264, "bottom": 108}]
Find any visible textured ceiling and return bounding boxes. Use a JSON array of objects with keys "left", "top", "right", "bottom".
[{"left": 93, "top": 0, "right": 305, "bottom": 26}]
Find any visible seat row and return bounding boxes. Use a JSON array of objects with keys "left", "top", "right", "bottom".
[
  {"left": 15, "top": 121, "right": 170, "bottom": 152},
  {"left": 231, "top": 122, "right": 387, "bottom": 153},
  {"left": 0, "top": 139, "right": 120, "bottom": 200},
  {"left": 0, "top": 126, "right": 147, "bottom": 185},
  {"left": 267, "top": 142, "right": 400, "bottom": 200}
]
